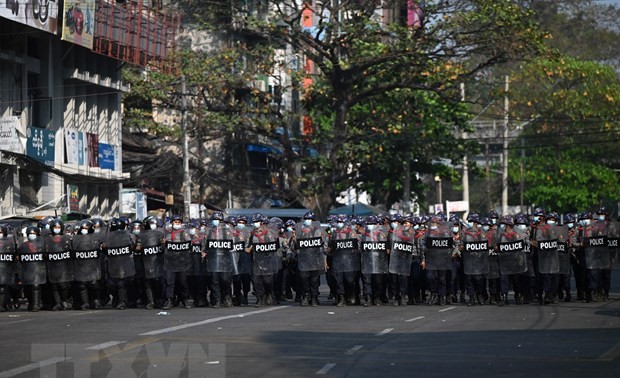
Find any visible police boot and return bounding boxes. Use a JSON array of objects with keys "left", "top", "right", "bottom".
[
  {"left": 514, "top": 293, "right": 523, "bottom": 305},
  {"left": 223, "top": 296, "right": 233, "bottom": 308},
  {"left": 254, "top": 295, "right": 265, "bottom": 308},
  {"left": 300, "top": 295, "right": 309, "bottom": 307},
  {"left": 29, "top": 285, "right": 42, "bottom": 312},
  {"left": 439, "top": 296, "right": 446, "bottom": 306},
  {"left": 489, "top": 294, "right": 497, "bottom": 305},
  {"left": 336, "top": 295, "right": 346, "bottom": 307},
  {"left": 603, "top": 290, "right": 609, "bottom": 302},
  {"left": 144, "top": 286, "right": 155, "bottom": 310},
  {"left": 115, "top": 286, "right": 128, "bottom": 310},
  {"left": 0, "top": 286, "right": 7, "bottom": 312},
  {"left": 162, "top": 297, "right": 173, "bottom": 310},
  {"left": 426, "top": 293, "right": 437, "bottom": 306},
  {"left": 564, "top": 293, "right": 572, "bottom": 303},
  {"left": 363, "top": 295, "right": 370, "bottom": 307},
  {"left": 459, "top": 292, "right": 466, "bottom": 303},
  {"left": 265, "top": 294, "right": 274, "bottom": 306},
  {"left": 52, "top": 289, "right": 64, "bottom": 311},
  {"left": 79, "top": 286, "right": 90, "bottom": 311},
  {"left": 311, "top": 296, "right": 320, "bottom": 307},
  {"left": 181, "top": 298, "right": 192, "bottom": 309},
  {"left": 503, "top": 294, "right": 510, "bottom": 306},
  {"left": 211, "top": 297, "right": 221, "bottom": 309},
  {"left": 60, "top": 285, "right": 72, "bottom": 310},
  {"left": 468, "top": 296, "right": 476, "bottom": 307},
  {"left": 476, "top": 294, "right": 483, "bottom": 306}
]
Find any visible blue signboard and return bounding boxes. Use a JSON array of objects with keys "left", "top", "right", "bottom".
[
  {"left": 98, "top": 143, "right": 115, "bottom": 170},
  {"left": 26, "top": 127, "right": 56, "bottom": 166}
]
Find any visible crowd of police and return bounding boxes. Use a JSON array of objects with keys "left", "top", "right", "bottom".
[{"left": 0, "top": 207, "right": 617, "bottom": 312}]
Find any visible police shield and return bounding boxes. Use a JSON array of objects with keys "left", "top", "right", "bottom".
[
  {"left": 251, "top": 228, "right": 281, "bottom": 276},
  {"left": 187, "top": 238, "right": 207, "bottom": 276},
  {"left": 0, "top": 237, "right": 17, "bottom": 285},
  {"left": 104, "top": 230, "right": 136, "bottom": 279},
  {"left": 556, "top": 225, "right": 570, "bottom": 275},
  {"left": 295, "top": 221, "right": 326, "bottom": 272},
  {"left": 389, "top": 225, "right": 415, "bottom": 276},
  {"left": 164, "top": 240, "right": 191, "bottom": 272},
  {"left": 495, "top": 228, "right": 528, "bottom": 275},
  {"left": 360, "top": 226, "right": 389, "bottom": 275},
  {"left": 608, "top": 221, "right": 620, "bottom": 269},
  {"left": 583, "top": 220, "right": 610, "bottom": 269},
  {"left": 330, "top": 230, "right": 361, "bottom": 273},
  {"left": 136, "top": 230, "right": 164, "bottom": 279},
  {"left": 45, "top": 235, "right": 74, "bottom": 283},
  {"left": 424, "top": 222, "right": 453, "bottom": 271},
  {"left": 460, "top": 229, "right": 490, "bottom": 275},
  {"left": 18, "top": 239, "right": 47, "bottom": 285},
  {"left": 204, "top": 227, "right": 233, "bottom": 273},
  {"left": 536, "top": 224, "right": 560, "bottom": 274},
  {"left": 72, "top": 233, "right": 102, "bottom": 282},
  {"left": 231, "top": 228, "right": 251, "bottom": 275}
]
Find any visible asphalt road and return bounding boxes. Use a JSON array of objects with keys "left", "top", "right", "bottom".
[{"left": 0, "top": 283, "right": 619, "bottom": 378}]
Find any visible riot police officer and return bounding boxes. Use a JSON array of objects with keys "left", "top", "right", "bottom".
[
  {"left": 162, "top": 215, "right": 192, "bottom": 309},
  {"left": 245, "top": 213, "right": 280, "bottom": 307},
  {"left": 291, "top": 212, "right": 327, "bottom": 307},
  {"left": 18, "top": 226, "right": 46, "bottom": 311},
  {"left": 72, "top": 220, "right": 103, "bottom": 310},
  {"left": 103, "top": 218, "right": 136, "bottom": 310},
  {"left": 204, "top": 211, "right": 234, "bottom": 308},
  {"left": 0, "top": 225, "right": 17, "bottom": 312}
]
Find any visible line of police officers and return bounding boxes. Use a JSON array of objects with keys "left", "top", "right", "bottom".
[{"left": 0, "top": 208, "right": 617, "bottom": 312}]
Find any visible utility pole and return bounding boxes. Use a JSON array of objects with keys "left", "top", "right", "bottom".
[
  {"left": 501, "top": 75, "right": 509, "bottom": 215},
  {"left": 181, "top": 75, "right": 191, "bottom": 220},
  {"left": 461, "top": 83, "right": 469, "bottom": 218}
]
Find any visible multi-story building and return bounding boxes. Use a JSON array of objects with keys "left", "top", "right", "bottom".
[{"left": 0, "top": 0, "right": 177, "bottom": 220}]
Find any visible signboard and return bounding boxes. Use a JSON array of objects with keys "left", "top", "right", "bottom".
[
  {"left": 87, "top": 133, "right": 98, "bottom": 167},
  {"left": 61, "top": 0, "right": 95, "bottom": 49},
  {"left": 65, "top": 129, "right": 79, "bottom": 164},
  {"left": 0, "top": 1, "right": 59, "bottom": 34},
  {"left": 446, "top": 200, "right": 469, "bottom": 213},
  {"left": 98, "top": 143, "right": 115, "bottom": 170},
  {"left": 67, "top": 185, "right": 80, "bottom": 212},
  {"left": 26, "top": 127, "right": 56, "bottom": 166},
  {"left": 0, "top": 116, "right": 24, "bottom": 154}
]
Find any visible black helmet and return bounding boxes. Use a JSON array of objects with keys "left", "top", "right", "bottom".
[
  {"left": 224, "top": 216, "right": 237, "bottom": 225},
  {"left": 79, "top": 220, "right": 94, "bottom": 234},
  {"left": 499, "top": 215, "right": 514, "bottom": 226},
  {"left": 211, "top": 211, "right": 224, "bottom": 221},
  {"left": 488, "top": 210, "right": 499, "bottom": 219},
  {"left": 143, "top": 216, "right": 160, "bottom": 229},
  {"left": 237, "top": 215, "right": 248, "bottom": 224},
  {"left": 547, "top": 212, "right": 559, "bottom": 221},
  {"left": 303, "top": 211, "right": 316, "bottom": 221},
  {"left": 26, "top": 226, "right": 40, "bottom": 236},
  {"left": 251, "top": 213, "right": 265, "bottom": 223},
  {"left": 564, "top": 213, "right": 576, "bottom": 223},
  {"left": 38, "top": 216, "right": 55, "bottom": 230},
  {"left": 596, "top": 207, "right": 608, "bottom": 215},
  {"left": 466, "top": 212, "right": 480, "bottom": 222},
  {"left": 109, "top": 218, "right": 126, "bottom": 231},
  {"left": 170, "top": 214, "right": 183, "bottom": 223},
  {"left": 130, "top": 220, "right": 143, "bottom": 231},
  {"left": 285, "top": 219, "right": 296, "bottom": 227},
  {"left": 365, "top": 215, "right": 379, "bottom": 225},
  {"left": 49, "top": 218, "right": 65, "bottom": 234},
  {"left": 532, "top": 207, "right": 546, "bottom": 217},
  {"left": 578, "top": 211, "right": 592, "bottom": 220},
  {"left": 514, "top": 214, "right": 529, "bottom": 225}
]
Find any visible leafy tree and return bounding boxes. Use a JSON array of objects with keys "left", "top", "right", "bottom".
[{"left": 508, "top": 56, "right": 620, "bottom": 211}]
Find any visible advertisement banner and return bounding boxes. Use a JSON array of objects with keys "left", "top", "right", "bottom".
[
  {"left": 26, "top": 127, "right": 55, "bottom": 166},
  {"left": 0, "top": 116, "right": 24, "bottom": 154},
  {"left": 98, "top": 143, "right": 115, "bottom": 170},
  {"left": 87, "top": 132, "right": 98, "bottom": 167},
  {"left": 78, "top": 131, "right": 86, "bottom": 166},
  {"left": 67, "top": 184, "right": 79, "bottom": 212},
  {"left": 64, "top": 128, "right": 79, "bottom": 164},
  {"left": 61, "top": 0, "right": 95, "bottom": 49},
  {"left": 0, "top": 0, "right": 59, "bottom": 34}
]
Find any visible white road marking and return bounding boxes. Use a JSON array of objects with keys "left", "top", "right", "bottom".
[
  {"left": 598, "top": 341, "right": 620, "bottom": 361},
  {"left": 316, "top": 363, "right": 336, "bottom": 375},
  {"left": 140, "top": 306, "right": 290, "bottom": 336},
  {"left": 405, "top": 316, "right": 425, "bottom": 322},
  {"left": 376, "top": 328, "right": 394, "bottom": 336},
  {"left": 345, "top": 345, "right": 364, "bottom": 355},
  {"left": 86, "top": 341, "right": 126, "bottom": 350},
  {"left": 0, "top": 357, "right": 67, "bottom": 378},
  {"left": 438, "top": 306, "right": 456, "bottom": 313},
  {"left": 0, "top": 319, "right": 32, "bottom": 326}
]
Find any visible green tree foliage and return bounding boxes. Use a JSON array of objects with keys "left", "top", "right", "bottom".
[{"left": 508, "top": 56, "right": 620, "bottom": 211}]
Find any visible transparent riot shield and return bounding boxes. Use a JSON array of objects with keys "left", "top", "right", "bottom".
[
  {"left": 163, "top": 239, "right": 191, "bottom": 272},
  {"left": 424, "top": 221, "right": 453, "bottom": 271},
  {"left": 0, "top": 237, "right": 17, "bottom": 285},
  {"left": 137, "top": 229, "right": 164, "bottom": 279},
  {"left": 232, "top": 228, "right": 251, "bottom": 275},
  {"left": 105, "top": 230, "right": 136, "bottom": 279},
  {"left": 45, "top": 234, "right": 74, "bottom": 284},
  {"left": 360, "top": 225, "right": 389, "bottom": 275},
  {"left": 460, "top": 227, "right": 490, "bottom": 275},
  {"left": 389, "top": 225, "right": 415, "bottom": 276},
  {"left": 187, "top": 238, "right": 207, "bottom": 276},
  {"left": 608, "top": 221, "right": 620, "bottom": 269},
  {"left": 18, "top": 239, "right": 47, "bottom": 285},
  {"left": 250, "top": 226, "right": 281, "bottom": 276},
  {"left": 556, "top": 225, "right": 570, "bottom": 275},
  {"left": 330, "top": 227, "right": 361, "bottom": 273},
  {"left": 583, "top": 220, "right": 610, "bottom": 269},
  {"left": 295, "top": 221, "right": 326, "bottom": 272},
  {"left": 495, "top": 227, "right": 528, "bottom": 275},
  {"left": 536, "top": 224, "right": 560, "bottom": 274},
  {"left": 72, "top": 233, "right": 102, "bottom": 282},
  {"left": 204, "top": 227, "right": 233, "bottom": 273}
]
